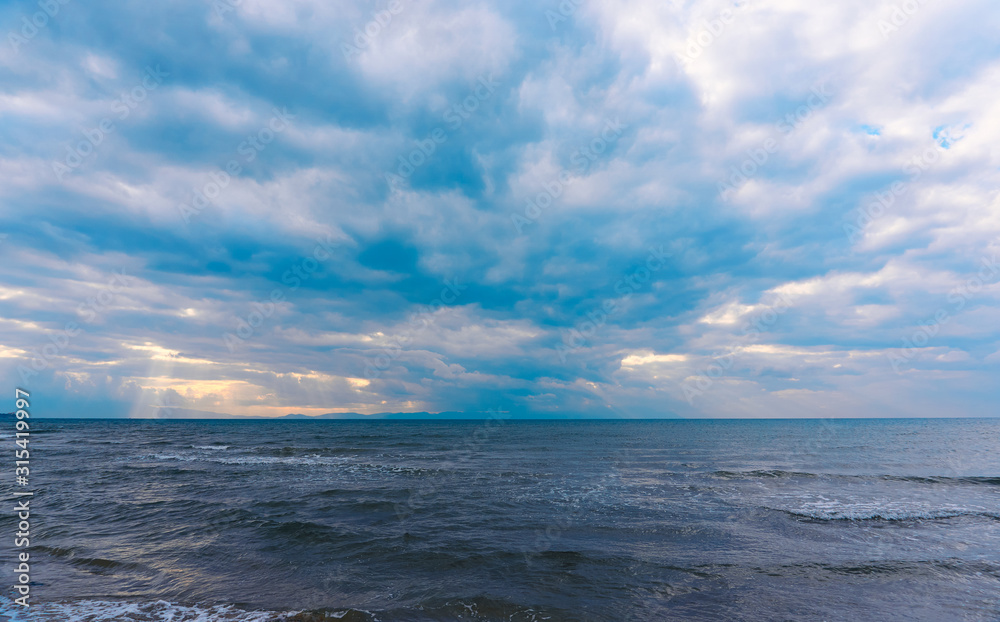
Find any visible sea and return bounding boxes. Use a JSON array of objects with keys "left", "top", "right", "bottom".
[{"left": 1, "top": 418, "right": 998, "bottom": 621}]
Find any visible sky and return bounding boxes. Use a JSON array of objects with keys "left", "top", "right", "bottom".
[{"left": 1, "top": 0, "right": 999, "bottom": 419}]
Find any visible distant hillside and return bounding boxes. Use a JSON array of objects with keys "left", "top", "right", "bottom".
[
  {"left": 31, "top": 408, "right": 574, "bottom": 420},
  {"left": 134, "top": 408, "right": 518, "bottom": 420},
  {"left": 278, "top": 411, "right": 505, "bottom": 420}
]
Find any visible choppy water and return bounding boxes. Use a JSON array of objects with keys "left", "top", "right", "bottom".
[{"left": 2, "top": 418, "right": 999, "bottom": 621}]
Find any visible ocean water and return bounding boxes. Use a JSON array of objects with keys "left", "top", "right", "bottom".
[{"left": 1, "top": 418, "right": 999, "bottom": 621}]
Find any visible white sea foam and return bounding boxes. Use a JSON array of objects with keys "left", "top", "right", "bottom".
[
  {"left": 217, "top": 454, "right": 351, "bottom": 466},
  {"left": 0, "top": 599, "right": 309, "bottom": 622},
  {"left": 773, "top": 497, "right": 1000, "bottom": 521},
  {"left": 136, "top": 452, "right": 435, "bottom": 476},
  {"left": 150, "top": 453, "right": 194, "bottom": 461},
  {"left": 140, "top": 452, "right": 350, "bottom": 466}
]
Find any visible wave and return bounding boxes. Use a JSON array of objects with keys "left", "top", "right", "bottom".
[
  {"left": 0, "top": 597, "right": 560, "bottom": 622},
  {"left": 886, "top": 475, "right": 1000, "bottom": 486},
  {"left": 142, "top": 453, "right": 351, "bottom": 466},
  {"left": 774, "top": 503, "right": 1000, "bottom": 522},
  {"left": 0, "top": 599, "right": 363, "bottom": 621},
  {"left": 135, "top": 452, "right": 444, "bottom": 477},
  {"left": 33, "top": 546, "right": 143, "bottom": 574},
  {"left": 713, "top": 470, "right": 1000, "bottom": 486},
  {"left": 713, "top": 469, "right": 818, "bottom": 479}
]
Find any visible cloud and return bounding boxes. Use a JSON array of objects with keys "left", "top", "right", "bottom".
[{"left": 1, "top": 0, "right": 999, "bottom": 417}]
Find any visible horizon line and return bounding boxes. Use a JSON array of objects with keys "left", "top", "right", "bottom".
[{"left": 17, "top": 415, "right": 1000, "bottom": 421}]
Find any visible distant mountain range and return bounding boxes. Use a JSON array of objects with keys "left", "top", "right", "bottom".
[
  {"left": 142, "top": 408, "right": 522, "bottom": 420},
  {"left": 279, "top": 411, "right": 506, "bottom": 420},
  {"left": 19, "top": 408, "right": 607, "bottom": 420}
]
